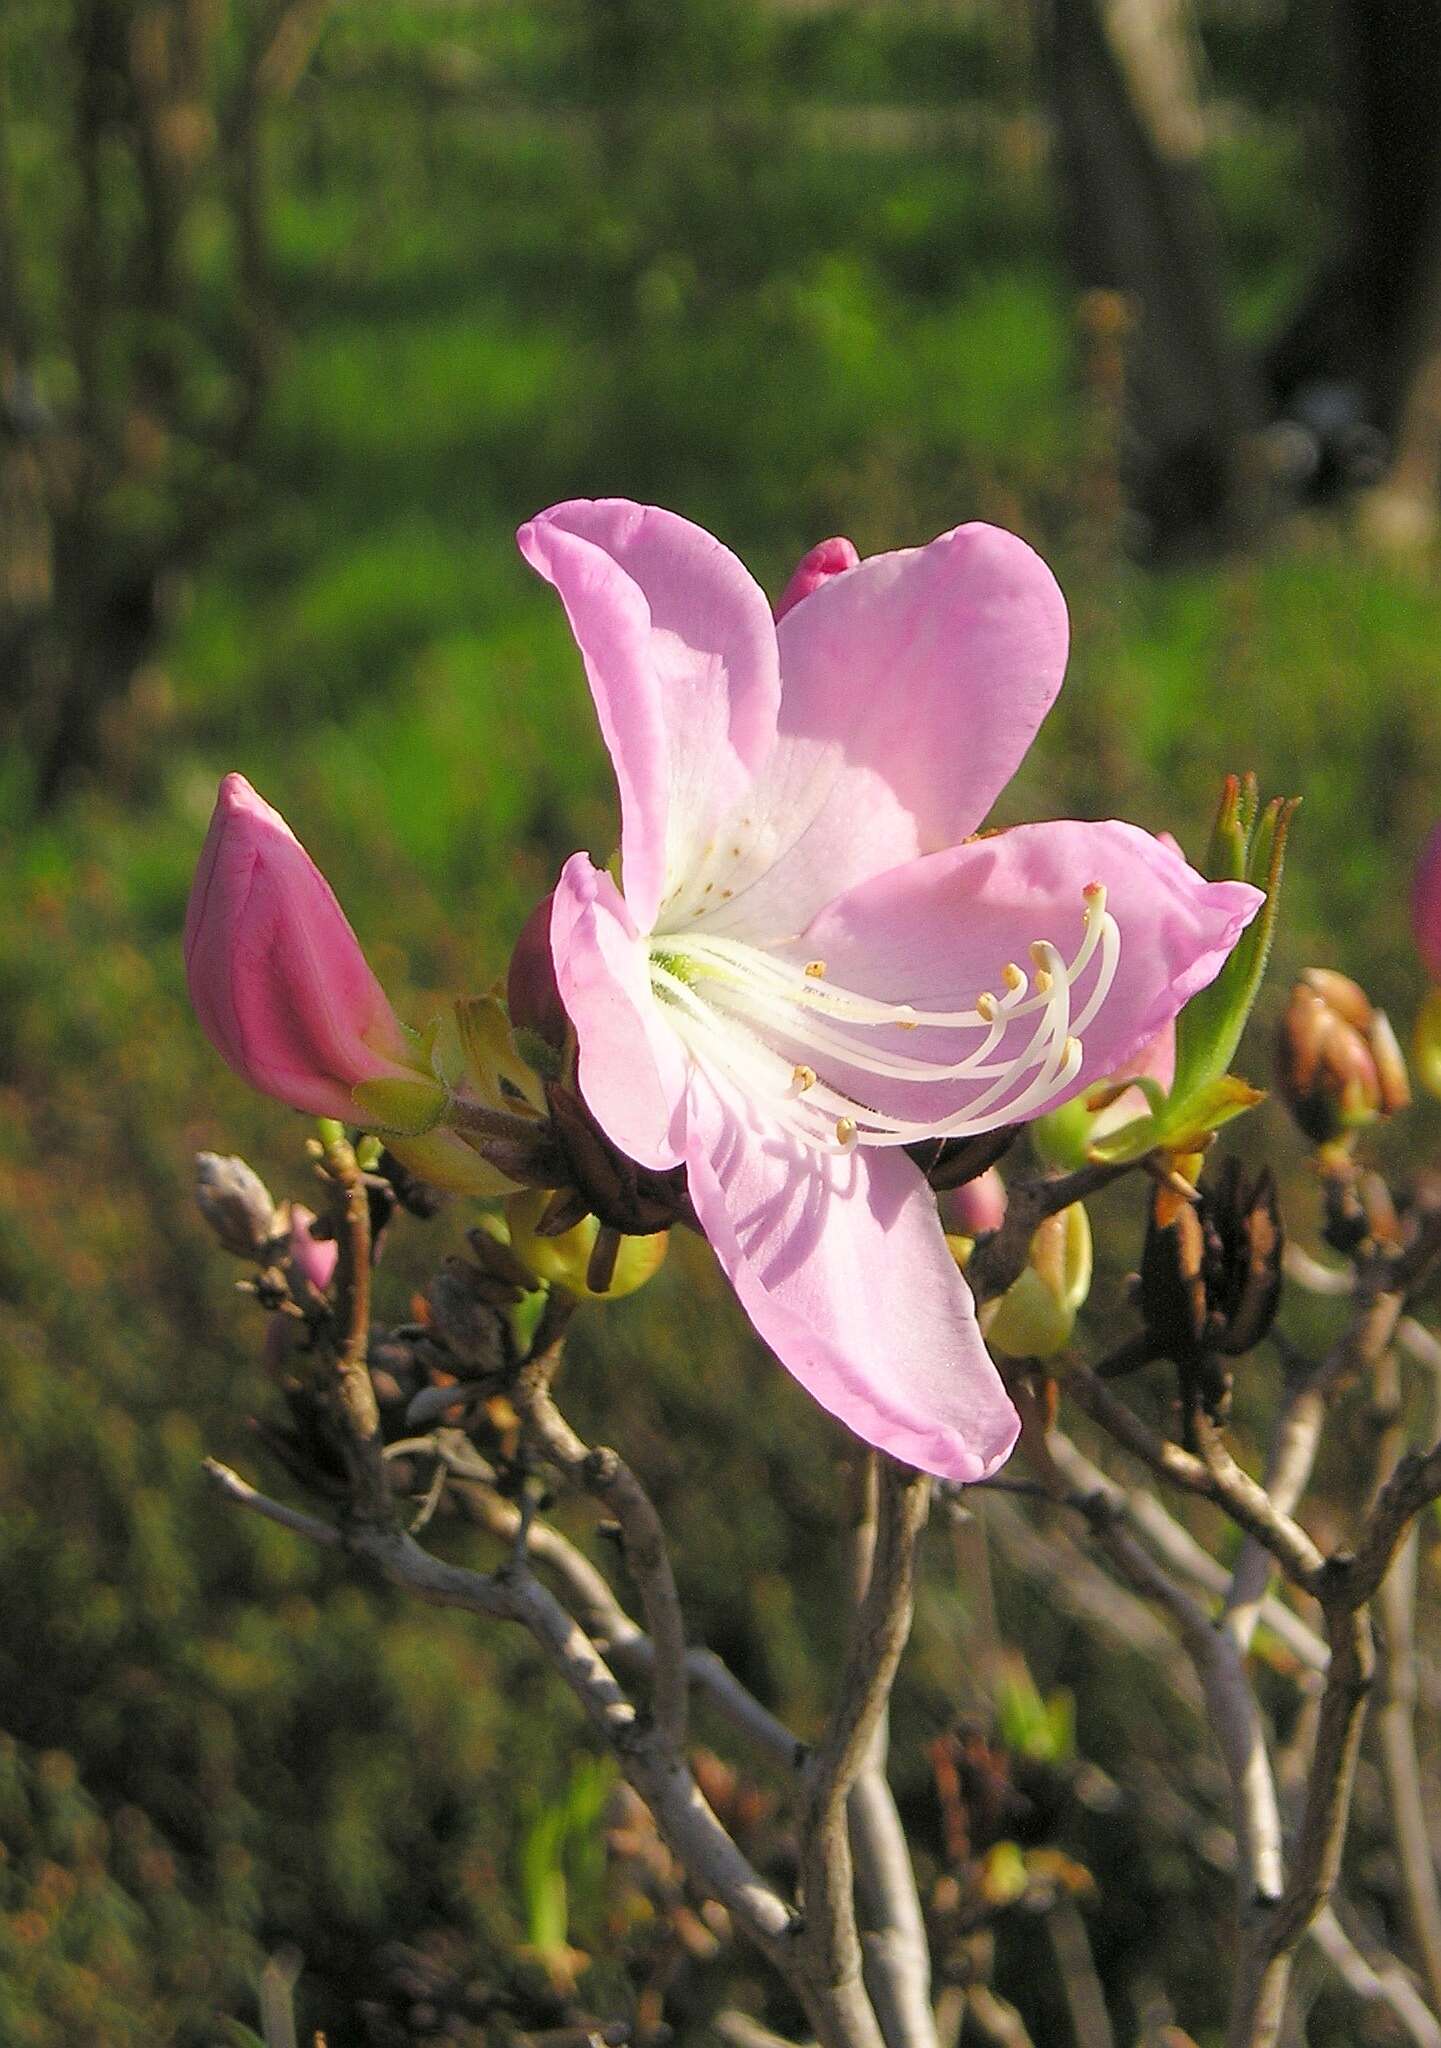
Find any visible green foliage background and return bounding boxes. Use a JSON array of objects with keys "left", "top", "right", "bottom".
[{"left": 5, "top": 4, "right": 1441, "bottom": 2043}]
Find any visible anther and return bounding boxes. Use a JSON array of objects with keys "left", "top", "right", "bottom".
[
  {"left": 1064, "top": 1034, "right": 1083, "bottom": 1065},
  {"left": 804, "top": 960, "right": 827, "bottom": 979},
  {"left": 1003, "top": 962, "right": 1025, "bottom": 991},
  {"left": 976, "top": 991, "right": 999, "bottom": 1021},
  {"left": 1029, "top": 940, "right": 1050, "bottom": 968},
  {"left": 1034, "top": 969, "right": 1053, "bottom": 994},
  {"left": 835, "top": 1117, "right": 857, "bottom": 1146},
  {"left": 792, "top": 1064, "right": 817, "bottom": 1093}
]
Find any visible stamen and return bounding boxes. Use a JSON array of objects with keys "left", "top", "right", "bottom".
[{"left": 646, "top": 883, "right": 1120, "bottom": 1156}]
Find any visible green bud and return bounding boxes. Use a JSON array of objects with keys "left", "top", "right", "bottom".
[
  {"left": 981, "top": 1202, "right": 1092, "bottom": 1359},
  {"left": 1417, "top": 988, "right": 1441, "bottom": 1101},
  {"left": 505, "top": 1188, "right": 669, "bottom": 1301},
  {"left": 1169, "top": 782, "right": 1299, "bottom": 1113}
]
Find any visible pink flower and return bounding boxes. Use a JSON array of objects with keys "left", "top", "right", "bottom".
[
  {"left": 519, "top": 499, "right": 1263, "bottom": 1482},
  {"left": 1414, "top": 823, "right": 1441, "bottom": 982},
  {"left": 185, "top": 773, "right": 423, "bottom": 1121}
]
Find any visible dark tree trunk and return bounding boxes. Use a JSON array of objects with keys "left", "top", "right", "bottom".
[{"left": 1040, "top": 0, "right": 1260, "bottom": 558}]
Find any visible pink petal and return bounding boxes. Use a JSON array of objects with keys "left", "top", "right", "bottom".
[
  {"left": 683, "top": 1071, "right": 1019, "bottom": 1482},
  {"left": 774, "top": 536, "right": 859, "bottom": 620},
  {"left": 1415, "top": 823, "right": 1441, "bottom": 982},
  {"left": 695, "top": 523, "right": 1069, "bottom": 943},
  {"left": 518, "top": 501, "right": 781, "bottom": 931},
  {"left": 549, "top": 853, "right": 690, "bottom": 1171},
  {"left": 775, "top": 821, "right": 1260, "bottom": 1131}
]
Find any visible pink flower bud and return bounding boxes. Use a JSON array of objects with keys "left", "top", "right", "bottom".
[
  {"left": 1414, "top": 823, "right": 1441, "bottom": 982},
  {"left": 184, "top": 774, "right": 421, "bottom": 1120},
  {"left": 507, "top": 890, "right": 570, "bottom": 1051},
  {"left": 937, "top": 1166, "right": 1007, "bottom": 1239},
  {"left": 286, "top": 1204, "right": 338, "bottom": 1294},
  {"left": 773, "top": 536, "right": 860, "bottom": 621}
]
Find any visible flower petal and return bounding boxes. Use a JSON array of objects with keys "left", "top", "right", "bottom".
[
  {"left": 683, "top": 1070, "right": 1020, "bottom": 1482},
  {"left": 771, "top": 821, "right": 1261, "bottom": 1135},
  {"left": 690, "top": 523, "right": 1069, "bottom": 943},
  {"left": 549, "top": 853, "right": 690, "bottom": 1171},
  {"left": 519, "top": 500, "right": 781, "bottom": 930}
]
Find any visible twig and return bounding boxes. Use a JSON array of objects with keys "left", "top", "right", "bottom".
[
  {"left": 1065, "top": 1364, "right": 1326, "bottom": 1590},
  {"left": 1073, "top": 1490, "right": 1285, "bottom": 1908},
  {"left": 961, "top": 1987, "right": 1036, "bottom": 2048},
  {"left": 203, "top": 1457, "right": 343, "bottom": 1546},
  {"left": 841, "top": 1455, "right": 939, "bottom": 2048},
  {"left": 319, "top": 1130, "right": 388, "bottom": 1520},
  {"left": 1310, "top": 1906, "right": 1441, "bottom": 2048},
  {"left": 1226, "top": 1604, "right": 1375, "bottom": 2048},
  {"left": 204, "top": 1458, "right": 797, "bottom": 1956},
  {"left": 1370, "top": 1334, "right": 1441, "bottom": 2015},
  {"left": 1221, "top": 1284, "right": 1401, "bottom": 1657},
  {"left": 1043, "top": 1430, "right": 1328, "bottom": 1673},
  {"left": 425, "top": 1431, "right": 802, "bottom": 1766},
  {"left": 514, "top": 1343, "right": 690, "bottom": 1755},
  {"left": 713, "top": 2015, "right": 813, "bottom": 2048},
  {"left": 966, "top": 1161, "right": 1136, "bottom": 1305},
  {"left": 799, "top": 1459, "right": 930, "bottom": 2048},
  {"left": 1044, "top": 1893, "right": 1114, "bottom": 2048}
]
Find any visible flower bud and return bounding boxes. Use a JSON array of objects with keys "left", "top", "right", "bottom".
[
  {"left": 1276, "top": 969, "right": 1410, "bottom": 1146},
  {"left": 285, "top": 1204, "right": 338, "bottom": 1296},
  {"left": 979, "top": 1203, "right": 1092, "bottom": 1360},
  {"left": 194, "top": 1151, "right": 280, "bottom": 1260},
  {"left": 1415, "top": 987, "right": 1441, "bottom": 1101},
  {"left": 506, "top": 1188, "right": 669, "bottom": 1301},
  {"left": 507, "top": 891, "right": 570, "bottom": 1057},
  {"left": 1032, "top": 1022, "right": 1175, "bottom": 1170},
  {"left": 1413, "top": 823, "right": 1441, "bottom": 982},
  {"left": 185, "top": 775, "right": 431, "bottom": 1122},
  {"left": 773, "top": 536, "right": 860, "bottom": 621},
  {"left": 937, "top": 1166, "right": 1007, "bottom": 1241}
]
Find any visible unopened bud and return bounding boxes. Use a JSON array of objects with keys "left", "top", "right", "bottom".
[
  {"left": 773, "top": 536, "right": 860, "bottom": 621},
  {"left": 1031, "top": 1022, "right": 1174, "bottom": 1170},
  {"left": 1415, "top": 987, "right": 1441, "bottom": 1101},
  {"left": 285, "top": 1205, "right": 338, "bottom": 1297},
  {"left": 1413, "top": 822, "right": 1441, "bottom": 981},
  {"left": 937, "top": 1167, "right": 1007, "bottom": 1241},
  {"left": 507, "top": 891, "right": 570, "bottom": 1056},
  {"left": 195, "top": 1152, "right": 280, "bottom": 1260},
  {"left": 1276, "top": 969, "right": 1409, "bottom": 1146},
  {"left": 979, "top": 1203, "right": 1092, "bottom": 1360},
  {"left": 505, "top": 1188, "right": 669, "bottom": 1301}
]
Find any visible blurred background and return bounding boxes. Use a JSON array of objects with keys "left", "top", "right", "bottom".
[{"left": 5, "top": 2, "right": 1441, "bottom": 2043}]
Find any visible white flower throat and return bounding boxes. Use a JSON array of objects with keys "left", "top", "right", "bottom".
[{"left": 647, "top": 884, "right": 1120, "bottom": 1154}]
